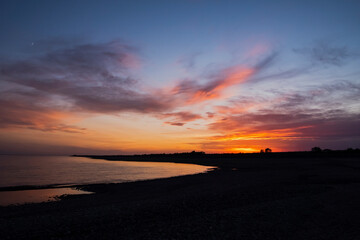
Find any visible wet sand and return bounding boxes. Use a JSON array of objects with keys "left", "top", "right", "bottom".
[{"left": 1, "top": 156, "right": 360, "bottom": 239}]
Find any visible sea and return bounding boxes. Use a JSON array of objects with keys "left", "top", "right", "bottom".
[{"left": 0, "top": 155, "right": 211, "bottom": 206}]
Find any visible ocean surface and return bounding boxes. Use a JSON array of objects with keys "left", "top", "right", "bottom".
[{"left": 0, "top": 155, "right": 212, "bottom": 205}]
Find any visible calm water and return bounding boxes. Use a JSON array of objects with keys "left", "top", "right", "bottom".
[
  {"left": 0, "top": 155, "right": 211, "bottom": 188},
  {"left": 0, "top": 188, "right": 93, "bottom": 206},
  {"left": 0, "top": 155, "right": 212, "bottom": 205}
]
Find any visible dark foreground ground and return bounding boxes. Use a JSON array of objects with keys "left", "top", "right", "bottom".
[{"left": 1, "top": 155, "right": 360, "bottom": 239}]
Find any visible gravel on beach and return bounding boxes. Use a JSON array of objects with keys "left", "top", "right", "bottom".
[{"left": 1, "top": 157, "right": 360, "bottom": 240}]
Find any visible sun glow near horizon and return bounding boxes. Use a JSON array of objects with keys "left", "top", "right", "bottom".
[{"left": 0, "top": 1, "right": 359, "bottom": 155}]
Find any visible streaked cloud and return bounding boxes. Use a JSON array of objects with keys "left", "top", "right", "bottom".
[
  {"left": 176, "top": 52, "right": 202, "bottom": 70},
  {"left": 0, "top": 91, "right": 85, "bottom": 133},
  {"left": 294, "top": 41, "right": 352, "bottom": 66},
  {"left": 0, "top": 38, "right": 359, "bottom": 152},
  {"left": 203, "top": 80, "right": 360, "bottom": 151},
  {"left": 159, "top": 111, "right": 202, "bottom": 126},
  {"left": 0, "top": 40, "right": 174, "bottom": 132},
  {"left": 170, "top": 52, "right": 277, "bottom": 104}
]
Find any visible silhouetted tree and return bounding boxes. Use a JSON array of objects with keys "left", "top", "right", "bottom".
[
  {"left": 311, "top": 147, "right": 322, "bottom": 152},
  {"left": 260, "top": 149, "right": 264, "bottom": 154},
  {"left": 190, "top": 151, "right": 205, "bottom": 155},
  {"left": 265, "top": 148, "right": 272, "bottom": 153}
]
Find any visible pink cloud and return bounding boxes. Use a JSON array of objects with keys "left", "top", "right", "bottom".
[
  {"left": 0, "top": 40, "right": 174, "bottom": 133},
  {"left": 159, "top": 111, "right": 202, "bottom": 126},
  {"left": 169, "top": 52, "right": 277, "bottom": 105},
  {"left": 0, "top": 96, "right": 85, "bottom": 133}
]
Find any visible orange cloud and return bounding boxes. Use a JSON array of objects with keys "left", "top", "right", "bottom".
[
  {"left": 191, "top": 67, "right": 254, "bottom": 103},
  {"left": 210, "top": 126, "right": 314, "bottom": 141},
  {"left": 0, "top": 97, "right": 85, "bottom": 133},
  {"left": 169, "top": 52, "right": 277, "bottom": 106},
  {"left": 158, "top": 111, "right": 202, "bottom": 126}
]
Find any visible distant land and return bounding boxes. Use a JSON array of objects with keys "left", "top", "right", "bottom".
[{"left": 75, "top": 148, "right": 360, "bottom": 169}]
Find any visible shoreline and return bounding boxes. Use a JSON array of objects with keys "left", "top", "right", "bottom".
[
  {"left": 1, "top": 156, "right": 360, "bottom": 239},
  {"left": 0, "top": 164, "right": 217, "bottom": 193},
  {"left": 0, "top": 156, "right": 216, "bottom": 193}
]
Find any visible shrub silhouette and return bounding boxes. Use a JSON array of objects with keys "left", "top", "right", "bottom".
[
  {"left": 311, "top": 147, "right": 322, "bottom": 152},
  {"left": 265, "top": 148, "right": 272, "bottom": 153}
]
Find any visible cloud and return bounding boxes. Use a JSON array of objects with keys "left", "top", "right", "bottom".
[
  {"left": 0, "top": 40, "right": 280, "bottom": 134},
  {"left": 214, "top": 96, "right": 266, "bottom": 114},
  {"left": 294, "top": 41, "right": 352, "bottom": 66},
  {"left": 0, "top": 92, "right": 85, "bottom": 133},
  {"left": 209, "top": 79, "right": 360, "bottom": 132},
  {"left": 0, "top": 40, "right": 175, "bottom": 132},
  {"left": 1, "top": 40, "right": 170, "bottom": 113},
  {"left": 164, "top": 122, "right": 185, "bottom": 126},
  {"left": 1, "top": 40, "right": 276, "bottom": 133},
  {"left": 160, "top": 111, "right": 202, "bottom": 121},
  {"left": 202, "top": 79, "right": 360, "bottom": 151},
  {"left": 171, "top": 52, "right": 278, "bottom": 104},
  {"left": 249, "top": 67, "right": 310, "bottom": 84},
  {"left": 177, "top": 52, "right": 201, "bottom": 70},
  {"left": 2, "top": 37, "right": 358, "bottom": 154},
  {"left": 205, "top": 110, "right": 360, "bottom": 152},
  {"left": 273, "top": 80, "right": 360, "bottom": 112},
  {"left": 159, "top": 111, "right": 202, "bottom": 126},
  {"left": 206, "top": 112, "right": 215, "bottom": 118}
]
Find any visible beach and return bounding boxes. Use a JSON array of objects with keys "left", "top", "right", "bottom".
[{"left": 1, "top": 155, "right": 360, "bottom": 239}]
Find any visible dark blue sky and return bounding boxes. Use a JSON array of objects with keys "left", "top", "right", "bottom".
[{"left": 1, "top": 0, "right": 359, "bottom": 57}]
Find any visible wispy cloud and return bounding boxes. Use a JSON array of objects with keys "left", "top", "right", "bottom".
[
  {"left": 294, "top": 41, "right": 353, "bottom": 66},
  {"left": 0, "top": 91, "right": 85, "bottom": 133},
  {"left": 0, "top": 40, "right": 174, "bottom": 132},
  {"left": 1, "top": 37, "right": 359, "bottom": 153},
  {"left": 203, "top": 80, "right": 360, "bottom": 151},
  {"left": 1, "top": 40, "right": 170, "bottom": 113},
  {"left": 170, "top": 52, "right": 278, "bottom": 104},
  {"left": 176, "top": 52, "right": 201, "bottom": 70},
  {"left": 159, "top": 111, "right": 202, "bottom": 126},
  {"left": 0, "top": 39, "right": 281, "bottom": 133}
]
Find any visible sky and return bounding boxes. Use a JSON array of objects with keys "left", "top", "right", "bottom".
[{"left": 0, "top": 0, "right": 359, "bottom": 155}]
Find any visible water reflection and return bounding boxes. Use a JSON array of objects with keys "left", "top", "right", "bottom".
[
  {"left": 0, "top": 155, "right": 213, "bottom": 205},
  {"left": 0, "top": 188, "right": 92, "bottom": 206},
  {"left": 0, "top": 155, "right": 212, "bottom": 188}
]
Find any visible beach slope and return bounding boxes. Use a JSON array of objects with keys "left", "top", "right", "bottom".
[{"left": 1, "top": 155, "right": 360, "bottom": 239}]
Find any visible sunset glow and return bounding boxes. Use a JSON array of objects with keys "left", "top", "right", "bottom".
[{"left": 0, "top": 1, "right": 359, "bottom": 155}]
